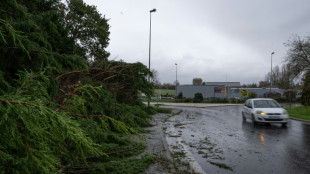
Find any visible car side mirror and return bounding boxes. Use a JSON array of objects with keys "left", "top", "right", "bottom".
[{"left": 248, "top": 105, "right": 252, "bottom": 108}]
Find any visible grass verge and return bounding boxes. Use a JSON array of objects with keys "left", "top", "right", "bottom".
[{"left": 285, "top": 106, "right": 310, "bottom": 120}]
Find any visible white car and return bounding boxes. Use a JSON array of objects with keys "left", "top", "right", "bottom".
[{"left": 242, "top": 98, "right": 289, "bottom": 126}]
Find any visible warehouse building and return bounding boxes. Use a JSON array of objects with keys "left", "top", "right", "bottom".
[{"left": 176, "top": 82, "right": 283, "bottom": 99}]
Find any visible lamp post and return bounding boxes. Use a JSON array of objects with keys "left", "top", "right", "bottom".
[
  {"left": 270, "top": 52, "right": 275, "bottom": 92},
  {"left": 148, "top": 8, "right": 156, "bottom": 106},
  {"left": 175, "top": 63, "right": 178, "bottom": 86},
  {"left": 175, "top": 63, "right": 178, "bottom": 97}
]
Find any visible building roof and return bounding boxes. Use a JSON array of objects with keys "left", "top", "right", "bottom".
[{"left": 206, "top": 82, "right": 241, "bottom": 87}]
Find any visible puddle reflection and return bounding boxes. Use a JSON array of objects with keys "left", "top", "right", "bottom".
[{"left": 260, "top": 133, "right": 264, "bottom": 145}]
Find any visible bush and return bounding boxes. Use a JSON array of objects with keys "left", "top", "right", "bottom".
[
  {"left": 154, "top": 107, "right": 172, "bottom": 114},
  {"left": 231, "top": 98, "right": 246, "bottom": 104},
  {"left": 177, "top": 92, "right": 183, "bottom": 99},
  {"left": 248, "top": 92, "right": 257, "bottom": 99},
  {"left": 208, "top": 98, "right": 229, "bottom": 103},
  {"left": 193, "top": 93, "right": 203, "bottom": 103}
]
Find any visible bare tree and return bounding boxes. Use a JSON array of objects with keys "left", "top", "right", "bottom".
[
  {"left": 151, "top": 69, "right": 160, "bottom": 87},
  {"left": 284, "top": 35, "right": 310, "bottom": 78},
  {"left": 264, "top": 64, "right": 293, "bottom": 89}
]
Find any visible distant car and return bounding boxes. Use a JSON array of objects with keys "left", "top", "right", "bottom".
[{"left": 242, "top": 98, "right": 289, "bottom": 126}]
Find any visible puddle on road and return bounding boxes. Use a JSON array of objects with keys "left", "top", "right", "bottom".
[
  {"left": 163, "top": 106, "right": 310, "bottom": 174},
  {"left": 166, "top": 107, "right": 310, "bottom": 174},
  {"left": 164, "top": 109, "right": 234, "bottom": 173}
]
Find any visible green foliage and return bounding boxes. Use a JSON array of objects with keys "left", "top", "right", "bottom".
[
  {"left": 63, "top": 0, "right": 110, "bottom": 62},
  {"left": 0, "top": 71, "right": 102, "bottom": 173},
  {"left": 0, "top": 71, "right": 10, "bottom": 95},
  {"left": 154, "top": 89, "right": 176, "bottom": 96},
  {"left": 248, "top": 92, "right": 257, "bottom": 99},
  {"left": 0, "top": 0, "right": 86, "bottom": 85},
  {"left": 193, "top": 93, "right": 203, "bottom": 103},
  {"left": 286, "top": 106, "right": 310, "bottom": 120},
  {"left": 90, "top": 154, "right": 156, "bottom": 174},
  {"left": 302, "top": 71, "right": 310, "bottom": 106},
  {"left": 177, "top": 92, "right": 183, "bottom": 99},
  {"left": 231, "top": 98, "right": 246, "bottom": 104},
  {"left": 207, "top": 98, "right": 229, "bottom": 103},
  {"left": 175, "top": 98, "right": 192, "bottom": 103},
  {"left": 0, "top": 0, "right": 156, "bottom": 173},
  {"left": 154, "top": 107, "right": 172, "bottom": 114}
]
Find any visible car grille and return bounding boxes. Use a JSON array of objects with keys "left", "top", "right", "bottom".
[
  {"left": 264, "top": 118, "right": 283, "bottom": 121},
  {"left": 266, "top": 113, "right": 281, "bottom": 115}
]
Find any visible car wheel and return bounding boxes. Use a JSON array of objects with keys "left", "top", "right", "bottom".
[
  {"left": 251, "top": 115, "right": 257, "bottom": 126},
  {"left": 242, "top": 112, "right": 246, "bottom": 121}
]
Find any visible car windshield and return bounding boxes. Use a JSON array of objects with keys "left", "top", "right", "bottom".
[{"left": 253, "top": 100, "right": 281, "bottom": 108}]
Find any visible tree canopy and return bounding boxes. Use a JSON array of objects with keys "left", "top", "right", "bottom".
[
  {"left": 63, "top": 0, "right": 110, "bottom": 63},
  {"left": 285, "top": 35, "right": 310, "bottom": 78},
  {"left": 0, "top": 0, "right": 154, "bottom": 173}
]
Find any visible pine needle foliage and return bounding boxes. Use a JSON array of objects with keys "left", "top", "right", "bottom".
[
  {"left": 1, "top": 0, "right": 158, "bottom": 173},
  {"left": 0, "top": 71, "right": 102, "bottom": 173},
  {"left": 0, "top": 0, "right": 87, "bottom": 84}
]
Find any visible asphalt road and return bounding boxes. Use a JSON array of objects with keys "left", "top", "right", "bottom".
[{"left": 164, "top": 105, "right": 310, "bottom": 174}]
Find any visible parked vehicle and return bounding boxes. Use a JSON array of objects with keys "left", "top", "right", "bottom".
[{"left": 242, "top": 98, "right": 289, "bottom": 126}]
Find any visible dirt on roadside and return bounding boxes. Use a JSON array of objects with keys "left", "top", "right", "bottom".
[{"left": 139, "top": 112, "right": 176, "bottom": 174}]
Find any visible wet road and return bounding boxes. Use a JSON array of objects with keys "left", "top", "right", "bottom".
[{"left": 164, "top": 105, "right": 310, "bottom": 174}]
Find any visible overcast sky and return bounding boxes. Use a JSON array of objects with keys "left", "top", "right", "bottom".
[{"left": 84, "top": 0, "right": 310, "bottom": 85}]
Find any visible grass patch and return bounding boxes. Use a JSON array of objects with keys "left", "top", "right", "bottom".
[
  {"left": 154, "top": 89, "right": 175, "bottom": 96},
  {"left": 155, "top": 107, "right": 172, "bottom": 114},
  {"left": 173, "top": 151, "right": 186, "bottom": 158},
  {"left": 91, "top": 154, "right": 156, "bottom": 174},
  {"left": 208, "top": 161, "right": 233, "bottom": 171},
  {"left": 285, "top": 106, "right": 310, "bottom": 120}
]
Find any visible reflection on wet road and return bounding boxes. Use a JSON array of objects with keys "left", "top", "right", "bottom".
[{"left": 164, "top": 106, "right": 310, "bottom": 174}]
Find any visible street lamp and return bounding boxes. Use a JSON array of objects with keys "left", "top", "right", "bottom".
[
  {"left": 270, "top": 52, "right": 275, "bottom": 92},
  {"left": 148, "top": 8, "right": 156, "bottom": 106},
  {"left": 175, "top": 63, "right": 178, "bottom": 86},
  {"left": 175, "top": 63, "right": 178, "bottom": 97}
]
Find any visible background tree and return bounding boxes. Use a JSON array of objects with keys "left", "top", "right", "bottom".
[
  {"left": 263, "top": 64, "right": 293, "bottom": 89},
  {"left": 151, "top": 69, "right": 160, "bottom": 87},
  {"left": 284, "top": 35, "right": 310, "bottom": 78},
  {"left": 160, "top": 83, "right": 175, "bottom": 89},
  {"left": 63, "top": 0, "right": 110, "bottom": 63},
  {"left": 301, "top": 71, "right": 310, "bottom": 106},
  {"left": 258, "top": 80, "right": 269, "bottom": 88},
  {"left": 242, "top": 83, "right": 258, "bottom": 88},
  {"left": 193, "top": 93, "right": 203, "bottom": 103},
  {"left": 0, "top": 0, "right": 86, "bottom": 86},
  {"left": 0, "top": 0, "right": 155, "bottom": 173}
]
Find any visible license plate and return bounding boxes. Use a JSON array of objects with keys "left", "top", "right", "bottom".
[{"left": 269, "top": 116, "right": 279, "bottom": 119}]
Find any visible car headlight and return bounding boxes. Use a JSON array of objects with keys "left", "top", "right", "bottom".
[{"left": 256, "top": 110, "right": 265, "bottom": 116}]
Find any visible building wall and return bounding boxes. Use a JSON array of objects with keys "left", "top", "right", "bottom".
[{"left": 176, "top": 85, "right": 283, "bottom": 99}]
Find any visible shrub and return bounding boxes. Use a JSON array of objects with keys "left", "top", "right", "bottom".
[
  {"left": 231, "top": 98, "right": 246, "bottom": 104},
  {"left": 193, "top": 93, "right": 203, "bottom": 103},
  {"left": 208, "top": 98, "right": 228, "bottom": 103},
  {"left": 177, "top": 92, "right": 183, "bottom": 99},
  {"left": 248, "top": 92, "right": 257, "bottom": 99}
]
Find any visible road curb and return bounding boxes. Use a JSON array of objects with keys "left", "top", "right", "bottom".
[
  {"left": 290, "top": 117, "right": 310, "bottom": 124},
  {"left": 160, "top": 122, "right": 176, "bottom": 173},
  {"left": 163, "top": 110, "right": 206, "bottom": 174}
]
